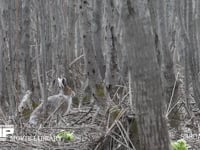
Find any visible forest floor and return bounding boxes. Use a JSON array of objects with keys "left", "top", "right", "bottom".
[
  {"left": 168, "top": 67, "right": 200, "bottom": 150},
  {"left": 0, "top": 70, "right": 200, "bottom": 150},
  {"left": 0, "top": 106, "right": 104, "bottom": 150},
  {"left": 0, "top": 96, "right": 134, "bottom": 150}
]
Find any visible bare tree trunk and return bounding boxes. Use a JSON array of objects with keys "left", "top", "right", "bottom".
[
  {"left": 187, "top": 0, "right": 200, "bottom": 109},
  {"left": 1, "top": 0, "right": 16, "bottom": 116},
  {"left": 157, "top": 0, "right": 177, "bottom": 108},
  {"left": 39, "top": 0, "right": 48, "bottom": 117},
  {"left": 49, "top": 0, "right": 58, "bottom": 85},
  {"left": 21, "top": 0, "right": 32, "bottom": 91},
  {"left": 104, "top": 0, "right": 118, "bottom": 93},
  {"left": 0, "top": 2, "right": 9, "bottom": 113},
  {"left": 0, "top": 16, "right": 3, "bottom": 108},
  {"left": 15, "top": 0, "right": 21, "bottom": 106},
  {"left": 121, "top": 0, "right": 170, "bottom": 149},
  {"left": 177, "top": 0, "right": 200, "bottom": 109},
  {"left": 175, "top": 0, "right": 191, "bottom": 112},
  {"left": 93, "top": 0, "right": 105, "bottom": 80},
  {"left": 64, "top": 0, "right": 76, "bottom": 86},
  {"left": 148, "top": 0, "right": 177, "bottom": 111},
  {"left": 79, "top": 0, "right": 107, "bottom": 113}
]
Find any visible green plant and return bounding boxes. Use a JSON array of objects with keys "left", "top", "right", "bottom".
[
  {"left": 56, "top": 130, "right": 75, "bottom": 141},
  {"left": 95, "top": 83, "right": 105, "bottom": 97},
  {"left": 172, "top": 139, "right": 188, "bottom": 150},
  {"left": 22, "top": 101, "right": 39, "bottom": 119}
]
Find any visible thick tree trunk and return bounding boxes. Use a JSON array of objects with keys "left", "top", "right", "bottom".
[
  {"left": 104, "top": 0, "right": 118, "bottom": 92},
  {"left": 121, "top": 0, "right": 170, "bottom": 149},
  {"left": 187, "top": 0, "right": 200, "bottom": 109},
  {"left": 0, "top": 17, "right": 3, "bottom": 108},
  {"left": 177, "top": 0, "right": 200, "bottom": 109},
  {"left": 93, "top": 0, "right": 105, "bottom": 80},
  {"left": 1, "top": 0, "right": 16, "bottom": 116},
  {"left": 21, "top": 0, "right": 32, "bottom": 91},
  {"left": 65, "top": 0, "right": 76, "bottom": 86},
  {"left": 148, "top": 0, "right": 177, "bottom": 113},
  {"left": 79, "top": 0, "right": 107, "bottom": 113}
]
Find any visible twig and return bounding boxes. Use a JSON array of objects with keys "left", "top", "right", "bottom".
[
  {"left": 58, "top": 114, "right": 68, "bottom": 126},
  {"left": 109, "top": 134, "right": 132, "bottom": 150},
  {"left": 117, "top": 120, "right": 136, "bottom": 150},
  {"left": 43, "top": 100, "right": 66, "bottom": 126},
  {"left": 166, "top": 72, "right": 179, "bottom": 118},
  {"left": 94, "top": 109, "right": 127, "bottom": 150},
  {"left": 69, "top": 54, "right": 84, "bottom": 67},
  {"left": 116, "top": 121, "right": 130, "bottom": 149},
  {"left": 71, "top": 106, "right": 94, "bottom": 126},
  {"left": 128, "top": 70, "right": 133, "bottom": 111},
  {"left": 167, "top": 101, "right": 182, "bottom": 117},
  {"left": 111, "top": 87, "right": 121, "bottom": 101}
]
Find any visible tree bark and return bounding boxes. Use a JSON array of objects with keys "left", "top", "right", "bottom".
[
  {"left": 93, "top": 0, "right": 105, "bottom": 80},
  {"left": 121, "top": 0, "right": 170, "bottom": 149},
  {"left": 79, "top": 0, "right": 107, "bottom": 113}
]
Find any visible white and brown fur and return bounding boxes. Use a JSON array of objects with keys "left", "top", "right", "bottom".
[{"left": 29, "top": 77, "right": 75, "bottom": 125}]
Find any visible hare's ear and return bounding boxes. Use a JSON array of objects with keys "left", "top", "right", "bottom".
[
  {"left": 62, "top": 78, "right": 67, "bottom": 86},
  {"left": 58, "top": 78, "right": 63, "bottom": 88},
  {"left": 26, "top": 90, "right": 32, "bottom": 95}
]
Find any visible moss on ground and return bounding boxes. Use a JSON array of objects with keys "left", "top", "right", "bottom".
[{"left": 95, "top": 83, "right": 105, "bottom": 97}]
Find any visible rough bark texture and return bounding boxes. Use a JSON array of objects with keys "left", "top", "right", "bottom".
[
  {"left": 79, "top": 0, "right": 107, "bottom": 113},
  {"left": 121, "top": 0, "right": 170, "bottom": 149},
  {"left": 93, "top": 0, "right": 105, "bottom": 80}
]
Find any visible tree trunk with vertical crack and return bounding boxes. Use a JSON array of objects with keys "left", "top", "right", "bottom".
[
  {"left": 104, "top": 0, "right": 118, "bottom": 96},
  {"left": 121, "top": 0, "right": 170, "bottom": 149},
  {"left": 79, "top": 0, "right": 107, "bottom": 114},
  {"left": 187, "top": 0, "right": 200, "bottom": 109},
  {"left": 93, "top": 0, "right": 105, "bottom": 80}
]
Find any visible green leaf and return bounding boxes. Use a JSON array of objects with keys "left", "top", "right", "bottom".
[
  {"left": 171, "top": 139, "right": 188, "bottom": 150},
  {"left": 56, "top": 130, "right": 75, "bottom": 141}
]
